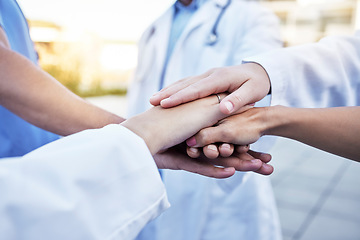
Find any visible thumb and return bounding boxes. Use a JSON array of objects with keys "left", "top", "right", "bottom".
[{"left": 219, "top": 79, "right": 268, "bottom": 114}]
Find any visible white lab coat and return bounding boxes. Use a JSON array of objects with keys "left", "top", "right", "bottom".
[
  {"left": 128, "top": 0, "right": 283, "bottom": 115},
  {"left": 128, "top": 1, "right": 283, "bottom": 239},
  {"left": 0, "top": 125, "right": 169, "bottom": 240},
  {"left": 246, "top": 32, "right": 360, "bottom": 108}
]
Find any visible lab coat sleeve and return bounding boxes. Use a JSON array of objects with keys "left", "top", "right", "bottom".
[
  {"left": 232, "top": 3, "right": 283, "bottom": 64},
  {"left": 0, "top": 124, "right": 169, "bottom": 240},
  {"left": 244, "top": 32, "right": 360, "bottom": 108}
]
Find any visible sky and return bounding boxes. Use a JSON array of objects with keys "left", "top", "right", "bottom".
[{"left": 17, "top": 0, "right": 174, "bottom": 41}]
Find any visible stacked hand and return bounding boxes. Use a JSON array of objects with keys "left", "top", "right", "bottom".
[
  {"left": 185, "top": 107, "right": 274, "bottom": 175},
  {"left": 150, "top": 63, "right": 270, "bottom": 114},
  {"left": 147, "top": 63, "right": 275, "bottom": 175}
]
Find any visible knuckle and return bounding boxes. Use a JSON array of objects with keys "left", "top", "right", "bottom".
[
  {"left": 187, "top": 84, "right": 202, "bottom": 99},
  {"left": 232, "top": 93, "right": 244, "bottom": 105},
  {"left": 210, "top": 67, "right": 224, "bottom": 79},
  {"left": 197, "top": 130, "right": 211, "bottom": 145},
  {"left": 208, "top": 67, "right": 218, "bottom": 74},
  {"left": 220, "top": 127, "right": 234, "bottom": 143}
]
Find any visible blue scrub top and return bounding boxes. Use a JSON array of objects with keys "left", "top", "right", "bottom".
[{"left": 0, "top": 0, "right": 59, "bottom": 157}]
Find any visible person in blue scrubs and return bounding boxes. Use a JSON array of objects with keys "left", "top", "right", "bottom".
[
  {"left": 0, "top": 0, "right": 125, "bottom": 157},
  {"left": 0, "top": 0, "right": 59, "bottom": 157}
]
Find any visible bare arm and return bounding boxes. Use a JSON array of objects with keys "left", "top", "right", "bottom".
[
  {"left": 0, "top": 27, "right": 124, "bottom": 136},
  {"left": 188, "top": 106, "right": 360, "bottom": 162},
  {"left": 264, "top": 106, "right": 360, "bottom": 162}
]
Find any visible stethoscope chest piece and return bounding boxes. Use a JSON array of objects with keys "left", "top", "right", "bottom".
[
  {"left": 206, "top": 0, "right": 231, "bottom": 46},
  {"left": 207, "top": 33, "right": 218, "bottom": 45}
]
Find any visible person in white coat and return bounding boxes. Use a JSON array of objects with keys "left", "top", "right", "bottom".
[
  {"left": 150, "top": 32, "right": 360, "bottom": 162},
  {"left": 127, "top": 0, "right": 283, "bottom": 239},
  {"left": 1, "top": 93, "right": 258, "bottom": 240},
  {"left": 1, "top": 1, "right": 267, "bottom": 239}
]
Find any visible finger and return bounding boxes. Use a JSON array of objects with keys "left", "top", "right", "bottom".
[
  {"left": 187, "top": 146, "right": 201, "bottom": 158},
  {"left": 158, "top": 71, "right": 231, "bottom": 108},
  {"left": 159, "top": 80, "right": 214, "bottom": 108},
  {"left": 218, "top": 143, "right": 234, "bottom": 157},
  {"left": 178, "top": 158, "right": 236, "bottom": 179},
  {"left": 207, "top": 154, "right": 263, "bottom": 172},
  {"left": 235, "top": 145, "right": 250, "bottom": 154},
  {"left": 159, "top": 72, "right": 208, "bottom": 93},
  {"left": 219, "top": 80, "right": 266, "bottom": 114},
  {"left": 254, "top": 162, "right": 274, "bottom": 175},
  {"left": 202, "top": 144, "right": 220, "bottom": 159},
  {"left": 248, "top": 150, "right": 272, "bottom": 163},
  {"left": 150, "top": 72, "right": 210, "bottom": 106},
  {"left": 186, "top": 126, "right": 228, "bottom": 148},
  {"left": 228, "top": 157, "right": 263, "bottom": 172},
  {"left": 149, "top": 76, "right": 195, "bottom": 106},
  {"left": 226, "top": 103, "right": 255, "bottom": 116},
  {"left": 199, "top": 150, "right": 273, "bottom": 175},
  {"left": 156, "top": 146, "right": 236, "bottom": 178}
]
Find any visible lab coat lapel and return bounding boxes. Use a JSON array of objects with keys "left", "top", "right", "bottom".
[{"left": 151, "top": 8, "right": 174, "bottom": 85}]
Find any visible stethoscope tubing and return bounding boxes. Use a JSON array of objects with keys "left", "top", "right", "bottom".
[{"left": 207, "top": 0, "right": 232, "bottom": 45}]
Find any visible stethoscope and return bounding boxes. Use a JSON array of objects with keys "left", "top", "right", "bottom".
[
  {"left": 206, "top": 0, "right": 232, "bottom": 45},
  {"left": 146, "top": 0, "right": 232, "bottom": 46}
]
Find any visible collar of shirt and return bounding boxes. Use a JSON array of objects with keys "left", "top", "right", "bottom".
[{"left": 174, "top": 0, "right": 208, "bottom": 13}]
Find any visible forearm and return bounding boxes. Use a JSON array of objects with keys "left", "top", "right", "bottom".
[
  {"left": 264, "top": 106, "right": 360, "bottom": 161},
  {"left": 122, "top": 95, "right": 226, "bottom": 155},
  {"left": 0, "top": 45, "right": 124, "bottom": 136}
]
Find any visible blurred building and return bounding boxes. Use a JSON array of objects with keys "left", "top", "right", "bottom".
[
  {"left": 29, "top": 20, "right": 135, "bottom": 96},
  {"left": 27, "top": 0, "right": 360, "bottom": 94},
  {"left": 259, "top": 0, "right": 358, "bottom": 46}
]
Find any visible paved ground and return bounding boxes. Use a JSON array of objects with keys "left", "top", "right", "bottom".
[
  {"left": 88, "top": 95, "right": 360, "bottom": 240},
  {"left": 270, "top": 138, "right": 360, "bottom": 240}
]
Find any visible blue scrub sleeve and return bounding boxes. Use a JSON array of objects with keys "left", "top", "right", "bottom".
[
  {"left": 0, "top": 0, "right": 4, "bottom": 27},
  {"left": 0, "top": 13, "right": 4, "bottom": 29}
]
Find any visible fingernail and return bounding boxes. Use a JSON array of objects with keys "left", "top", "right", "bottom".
[
  {"left": 224, "top": 101, "right": 234, "bottom": 113},
  {"left": 224, "top": 167, "right": 235, "bottom": 172},
  {"left": 188, "top": 147, "right": 198, "bottom": 153},
  {"left": 221, "top": 143, "right": 231, "bottom": 150},
  {"left": 262, "top": 163, "right": 272, "bottom": 170},
  {"left": 160, "top": 97, "right": 171, "bottom": 106},
  {"left": 207, "top": 145, "right": 218, "bottom": 152},
  {"left": 186, "top": 137, "right": 197, "bottom": 147},
  {"left": 150, "top": 94, "right": 158, "bottom": 100},
  {"left": 149, "top": 96, "right": 158, "bottom": 103}
]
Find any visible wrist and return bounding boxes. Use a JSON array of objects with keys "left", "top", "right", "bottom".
[
  {"left": 262, "top": 105, "right": 292, "bottom": 137},
  {"left": 121, "top": 115, "right": 160, "bottom": 155},
  {"left": 243, "top": 62, "right": 271, "bottom": 95}
]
